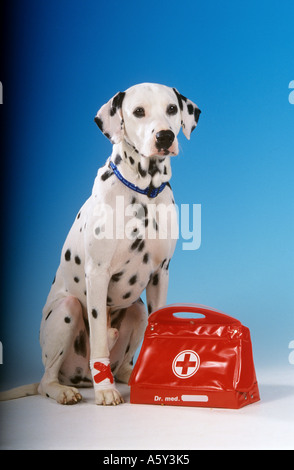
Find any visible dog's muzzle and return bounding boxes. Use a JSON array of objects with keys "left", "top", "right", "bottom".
[{"left": 155, "top": 130, "right": 175, "bottom": 150}]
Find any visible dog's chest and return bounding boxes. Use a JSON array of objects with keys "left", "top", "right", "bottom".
[
  {"left": 103, "top": 189, "right": 177, "bottom": 308},
  {"left": 54, "top": 167, "right": 177, "bottom": 311}
]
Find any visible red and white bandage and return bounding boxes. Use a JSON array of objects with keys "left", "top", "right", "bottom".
[{"left": 89, "top": 358, "right": 114, "bottom": 390}]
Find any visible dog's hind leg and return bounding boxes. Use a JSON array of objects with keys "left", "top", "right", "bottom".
[
  {"left": 110, "top": 299, "right": 148, "bottom": 383},
  {"left": 39, "top": 296, "right": 85, "bottom": 404}
]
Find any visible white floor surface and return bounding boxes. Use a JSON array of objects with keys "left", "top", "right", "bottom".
[{"left": 0, "top": 367, "right": 293, "bottom": 450}]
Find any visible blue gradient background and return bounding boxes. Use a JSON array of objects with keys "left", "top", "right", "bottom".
[{"left": 1, "top": 0, "right": 294, "bottom": 388}]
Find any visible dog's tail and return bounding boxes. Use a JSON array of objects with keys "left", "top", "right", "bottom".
[{"left": 0, "top": 383, "right": 39, "bottom": 401}]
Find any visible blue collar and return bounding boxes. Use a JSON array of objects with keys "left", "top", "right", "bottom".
[{"left": 109, "top": 160, "right": 167, "bottom": 198}]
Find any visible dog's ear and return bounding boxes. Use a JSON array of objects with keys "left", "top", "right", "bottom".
[
  {"left": 94, "top": 91, "right": 125, "bottom": 144},
  {"left": 173, "top": 88, "right": 201, "bottom": 140}
]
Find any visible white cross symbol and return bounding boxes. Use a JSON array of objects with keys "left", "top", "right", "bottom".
[{"left": 172, "top": 350, "right": 200, "bottom": 379}]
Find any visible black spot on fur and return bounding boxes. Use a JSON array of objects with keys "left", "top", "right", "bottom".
[
  {"left": 65, "top": 249, "right": 71, "bottom": 261},
  {"left": 161, "top": 258, "right": 167, "bottom": 268},
  {"left": 74, "top": 330, "right": 87, "bottom": 357},
  {"left": 131, "top": 238, "right": 141, "bottom": 251},
  {"left": 83, "top": 316, "right": 89, "bottom": 335},
  {"left": 123, "top": 292, "right": 131, "bottom": 299},
  {"left": 101, "top": 169, "right": 113, "bottom": 181},
  {"left": 129, "top": 275, "right": 137, "bottom": 285},
  {"left": 64, "top": 316, "right": 71, "bottom": 323},
  {"left": 94, "top": 116, "right": 103, "bottom": 131},
  {"left": 148, "top": 159, "right": 160, "bottom": 177},
  {"left": 45, "top": 310, "right": 52, "bottom": 321},
  {"left": 134, "top": 204, "right": 147, "bottom": 219},
  {"left": 114, "top": 154, "right": 122, "bottom": 165},
  {"left": 138, "top": 240, "right": 145, "bottom": 252},
  {"left": 112, "top": 91, "right": 125, "bottom": 110},
  {"left": 138, "top": 162, "right": 147, "bottom": 177},
  {"left": 70, "top": 374, "right": 82, "bottom": 385},
  {"left": 148, "top": 303, "right": 153, "bottom": 315},
  {"left": 75, "top": 256, "right": 81, "bottom": 265},
  {"left": 110, "top": 92, "right": 125, "bottom": 116},
  {"left": 173, "top": 88, "right": 184, "bottom": 111},
  {"left": 130, "top": 237, "right": 145, "bottom": 252},
  {"left": 187, "top": 103, "right": 194, "bottom": 115},
  {"left": 131, "top": 227, "right": 138, "bottom": 238},
  {"left": 111, "top": 271, "right": 124, "bottom": 282},
  {"left": 92, "top": 308, "right": 98, "bottom": 319},
  {"left": 74, "top": 276, "right": 79, "bottom": 283},
  {"left": 143, "top": 253, "right": 149, "bottom": 264},
  {"left": 152, "top": 273, "right": 159, "bottom": 286},
  {"left": 194, "top": 107, "right": 201, "bottom": 123}
]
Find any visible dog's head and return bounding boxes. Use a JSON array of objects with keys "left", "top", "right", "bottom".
[{"left": 94, "top": 83, "right": 201, "bottom": 158}]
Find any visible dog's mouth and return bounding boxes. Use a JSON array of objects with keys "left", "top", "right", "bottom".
[
  {"left": 146, "top": 137, "right": 179, "bottom": 158},
  {"left": 147, "top": 141, "right": 179, "bottom": 158},
  {"left": 124, "top": 135, "right": 178, "bottom": 159},
  {"left": 146, "top": 148, "right": 178, "bottom": 158}
]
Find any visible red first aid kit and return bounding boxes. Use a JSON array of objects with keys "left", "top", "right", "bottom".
[{"left": 129, "top": 304, "right": 260, "bottom": 409}]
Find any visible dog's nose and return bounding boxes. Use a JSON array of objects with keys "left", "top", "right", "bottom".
[{"left": 155, "top": 130, "right": 175, "bottom": 149}]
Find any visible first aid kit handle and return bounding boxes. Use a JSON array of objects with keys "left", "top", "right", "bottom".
[{"left": 149, "top": 303, "right": 241, "bottom": 325}]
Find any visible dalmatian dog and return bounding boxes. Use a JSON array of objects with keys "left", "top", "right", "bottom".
[{"left": 1, "top": 83, "right": 200, "bottom": 406}]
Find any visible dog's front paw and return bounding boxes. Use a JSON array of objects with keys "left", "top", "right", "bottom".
[
  {"left": 90, "top": 358, "right": 124, "bottom": 405},
  {"left": 95, "top": 386, "right": 124, "bottom": 406}
]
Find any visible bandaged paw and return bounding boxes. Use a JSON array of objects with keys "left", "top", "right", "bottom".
[
  {"left": 89, "top": 358, "right": 124, "bottom": 405},
  {"left": 90, "top": 358, "right": 114, "bottom": 389}
]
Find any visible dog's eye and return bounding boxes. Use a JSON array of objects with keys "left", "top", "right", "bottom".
[
  {"left": 133, "top": 107, "right": 145, "bottom": 118},
  {"left": 167, "top": 104, "right": 178, "bottom": 116}
]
